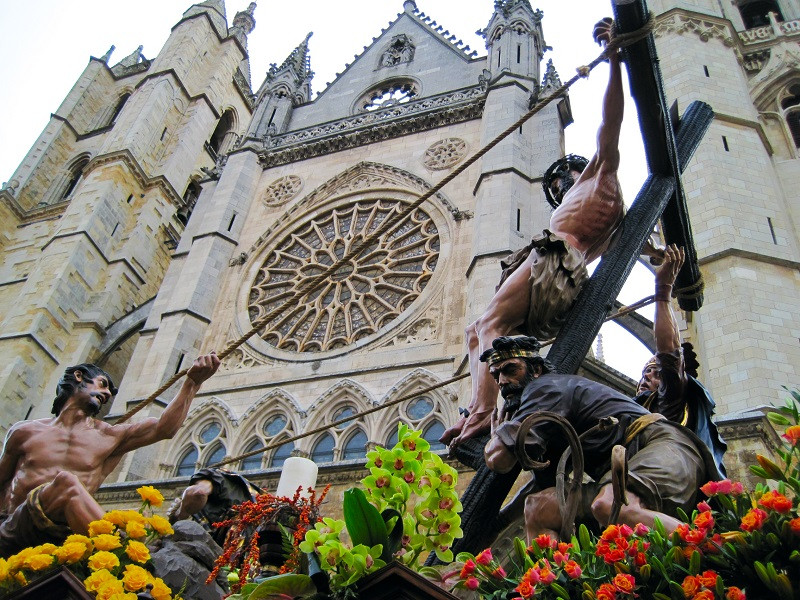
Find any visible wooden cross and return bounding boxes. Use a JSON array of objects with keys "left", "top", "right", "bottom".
[{"left": 446, "top": 0, "right": 715, "bottom": 557}]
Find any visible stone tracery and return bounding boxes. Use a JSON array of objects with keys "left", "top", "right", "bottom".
[
  {"left": 423, "top": 137, "right": 467, "bottom": 170},
  {"left": 248, "top": 199, "right": 440, "bottom": 353}
]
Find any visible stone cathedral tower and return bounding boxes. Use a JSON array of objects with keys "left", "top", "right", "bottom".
[{"left": 647, "top": 0, "right": 800, "bottom": 476}]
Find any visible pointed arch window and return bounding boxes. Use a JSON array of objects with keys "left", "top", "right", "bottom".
[
  {"left": 60, "top": 158, "right": 90, "bottom": 202},
  {"left": 207, "top": 109, "right": 237, "bottom": 158},
  {"left": 738, "top": 0, "right": 783, "bottom": 28},
  {"left": 423, "top": 420, "right": 446, "bottom": 452},
  {"left": 176, "top": 446, "right": 199, "bottom": 477},
  {"left": 385, "top": 425, "right": 400, "bottom": 450},
  {"left": 406, "top": 396, "right": 434, "bottom": 420},
  {"left": 343, "top": 429, "right": 368, "bottom": 460},
  {"left": 780, "top": 84, "right": 800, "bottom": 149},
  {"left": 270, "top": 440, "right": 295, "bottom": 469},
  {"left": 204, "top": 442, "right": 227, "bottom": 467},
  {"left": 241, "top": 440, "right": 265, "bottom": 472},
  {"left": 333, "top": 406, "right": 356, "bottom": 429},
  {"left": 311, "top": 433, "right": 335, "bottom": 464}
]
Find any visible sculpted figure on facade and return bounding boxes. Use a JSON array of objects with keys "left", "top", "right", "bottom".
[
  {"left": 0, "top": 354, "right": 220, "bottom": 557},
  {"left": 481, "top": 336, "right": 722, "bottom": 540}
]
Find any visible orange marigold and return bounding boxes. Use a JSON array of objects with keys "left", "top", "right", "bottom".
[{"left": 682, "top": 575, "right": 701, "bottom": 597}]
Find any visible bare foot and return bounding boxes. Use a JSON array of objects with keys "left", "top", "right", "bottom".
[{"left": 448, "top": 409, "right": 493, "bottom": 448}]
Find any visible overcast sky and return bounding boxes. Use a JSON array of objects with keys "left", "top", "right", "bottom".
[{"left": 0, "top": 0, "right": 655, "bottom": 378}]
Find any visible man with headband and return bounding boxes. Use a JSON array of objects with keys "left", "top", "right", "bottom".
[
  {"left": 0, "top": 354, "right": 220, "bottom": 557},
  {"left": 635, "top": 244, "right": 727, "bottom": 476},
  {"left": 481, "top": 336, "right": 721, "bottom": 540}
]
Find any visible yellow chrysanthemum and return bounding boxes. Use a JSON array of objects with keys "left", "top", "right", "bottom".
[
  {"left": 23, "top": 553, "right": 53, "bottom": 571},
  {"left": 126, "top": 520, "right": 148, "bottom": 539},
  {"left": 136, "top": 486, "right": 164, "bottom": 507},
  {"left": 88, "top": 519, "right": 116, "bottom": 536},
  {"left": 124, "top": 540, "right": 150, "bottom": 563},
  {"left": 53, "top": 542, "right": 88, "bottom": 564},
  {"left": 36, "top": 543, "right": 57, "bottom": 554},
  {"left": 14, "top": 572, "right": 26, "bottom": 586},
  {"left": 64, "top": 533, "right": 93, "bottom": 548},
  {"left": 103, "top": 511, "right": 126, "bottom": 526},
  {"left": 96, "top": 578, "right": 125, "bottom": 600},
  {"left": 148, "top": 515, "right": 174, "bottom": 536},
  {"left": 107, "top": 593, "right": 138, "bottom": 600},
  {"left": 150, "top": 577, "right": 173, "bottom": 600},
  {"left": 0, "top": 558, "right": 9, "bottom": 581},
  {"left": 8, "top": 547, "right": 37, "bottom": 570},
  {"left": 87, "top": 550, "right": 120, "bottom": 571},
  {"left": 92, "top": 533, "right": 122, "bottom": 551},
  {"left": 84, "top": 568, "right": 117, "bottom": 592},
  {"left": 121, "top": 564, "right": 150, "bottom": 592}
]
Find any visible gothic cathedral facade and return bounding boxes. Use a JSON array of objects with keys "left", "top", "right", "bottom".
[{"left": 0, "top": 0, "right": 797, "bottom": 498}]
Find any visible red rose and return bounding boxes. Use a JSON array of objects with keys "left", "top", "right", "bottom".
[
  {"left": 682, "top": 575, "right": 701, "bottom": 597},
  {"left": 613, "top": 573, "right": 635, "bottom": 594},
  {"left": 726, "top": 586, "right": 746, "bottom": 600},
  {"left": 460, "top": 559, "right": 476, "bottom": 578},
  {"left": 465, "top": 576, "right": 479, "bottom": 590},
  {"left": 740, "top": 508, "right": 768, "bottom": 532},
  {"left": 596, "top": 583, "right": 617, "bottom": 600},
  {"left": 475, "top": 548, "right": 493, "bottom": 566}
]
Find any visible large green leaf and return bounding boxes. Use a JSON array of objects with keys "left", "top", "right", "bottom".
[
  {"left": 381, "top": 507, "right": 404, "bottom": 561},
  {"left": 343, "top": 487, "right": 389, "bottom": 550},
  {"left": 248, "top": 574, "right": 317, "bottom": 599}
]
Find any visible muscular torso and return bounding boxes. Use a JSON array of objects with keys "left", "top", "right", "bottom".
[
  {"left": 549, "top": 164, "right": 624, "bottom": 264},
  {"left": 2, "top": 419, "right": 123, "bottom": 513}
]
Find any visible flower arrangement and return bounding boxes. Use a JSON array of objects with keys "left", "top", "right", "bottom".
[
  {"left": 206, "top": 482, "right": 330, "bottom": 594},
  {"left": 0, "top": 485, "right": 176, "bottom": 599},
  {"left": 450, "top": 389, "right": 800, "bottom": 600},
  {"left": 297, "top": 424, "right": 462, "bottom": 590}
]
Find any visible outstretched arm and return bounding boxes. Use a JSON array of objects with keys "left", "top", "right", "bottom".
[
  {"left": 654, "top": 245, "right": 684, "bottom": 353},
  {"left": 110, "top": 353, "right": 221, "bottom": 456},
  {"left": 594, "top": 18, "right": 623, "bottom": 174}
]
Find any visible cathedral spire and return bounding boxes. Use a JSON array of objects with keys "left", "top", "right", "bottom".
[
  {"left": 230, "top": 3, "right": 257, "bottom": 87},
  {"left": 268, "top": 32, "right": 314, "bottom": 84},
  {"left": 100, "top": 45, "right": 115, "bottom": 63}
]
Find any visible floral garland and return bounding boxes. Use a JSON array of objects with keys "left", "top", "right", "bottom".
[
  {"left": 448, "top": 389, "right": 800, "bottom": 600},
  {"left": 0, "top": 486, "right": 176, "bottom": 600}
]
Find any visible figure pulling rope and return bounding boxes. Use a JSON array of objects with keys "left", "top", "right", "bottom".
[{"left": 443, "top": 17, "right": 662, "bottom": 447}]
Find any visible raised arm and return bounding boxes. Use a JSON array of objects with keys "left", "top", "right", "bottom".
[
  {"left": 653, "top": 245, "right": 684, "bottom": 353},
  {"left": 593, "top": 18, "right": 623, "bottom": 173},
  {"left": 109, "top": 353, "right": 221, "bottom": 457}
]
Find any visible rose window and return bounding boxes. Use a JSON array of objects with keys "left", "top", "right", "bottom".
[
  {"left": 359, "top": 82, "right": 418, "bottom": 112},
  {"left": 248, "top": 199, "right": 440, "bottom": 352}
]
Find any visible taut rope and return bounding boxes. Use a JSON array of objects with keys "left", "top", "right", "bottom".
[{"left": 116, "top": 18, "right": 657, "bottom": 431}]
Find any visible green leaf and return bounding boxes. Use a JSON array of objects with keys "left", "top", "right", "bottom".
[
  {"left": 578, "top": 523, "right": 591, "bottom": 550},
  {"left": 753, "top": 561, "right": 772, "bottom": 589},
  {"left": 669, "top": 581, "right": 686, "bottom": 600},
  {"left": 550, "top": 582, "right": 569, "bottom": 599},
  {"left": 750, "top": 465, "right": 769, "bottom": 479},
  {"left": 343, "top": 488, "right": 389, "bottom": 551},
  {"left": 653, "top": 516, "right": 666, "bottom": 539},
  {"left": 676, "top": 507, "right": 690, "bottom": 523},
  {"left": 514, "top": 537, "right": 528, "bottom": 564},
  {"left": 653, "top": 594, "right": 672, "bottom": 600},
  {"left": 381, "top": 508, "right": 404, "bottom": 561},
  {"left": 248, "top": 574, "right": 317, "bottom": 600},
  {"left": 767, "top": 412, "right": 792, "bottom": 426},
  {"left": 689, "top": 550, "right": 700, "bottom": 575}
]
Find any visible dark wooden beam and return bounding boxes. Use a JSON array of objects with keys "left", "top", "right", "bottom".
[
  {"left": 613, "top": 0, "right": 705, "bottom": 311},
  {"left": 549, "top": 101, "right": 713, "bottom": 374}
]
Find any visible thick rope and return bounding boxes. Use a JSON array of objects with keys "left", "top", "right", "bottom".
[
  {"left": 209, "top": 372, "right": 469, "bottom": 468},
  {"left": 673, "top": 274, "right": 705, "bottom": 301},
  {"left": 116, "top": 18, "right": 656, "bottom": 426},
  {"left": 207, "top": 294, "right": 655, "bottom": 469}
]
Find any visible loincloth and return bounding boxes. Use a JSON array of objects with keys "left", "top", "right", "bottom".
[
  {"left": 497, "top": 230, "right": 589, "bottom": 340},
  {"left": 0, "top": 484, "right": 72, "bottom": 558}
]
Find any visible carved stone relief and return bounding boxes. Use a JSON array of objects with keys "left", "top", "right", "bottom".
[
  {"left": 263, "top": 175, "right": 303, "bottom": 207},
  {"left": 379, "top": 34, "right": 415, "bottom": 68},
  {"left": 423, "top": 138, "right": 467, "bottom": 171}
]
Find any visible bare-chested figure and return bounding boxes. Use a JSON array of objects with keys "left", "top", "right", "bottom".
[
  {"left": 442, "top": 18, "right": 660, "bottom": 447},
  {"left": 0, "top": 353, "right": 220, "bottom": 557}
]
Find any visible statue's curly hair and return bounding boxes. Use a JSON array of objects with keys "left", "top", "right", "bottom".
[{"left": 52, "top": 364, "right": 118, "bottom": 416}]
